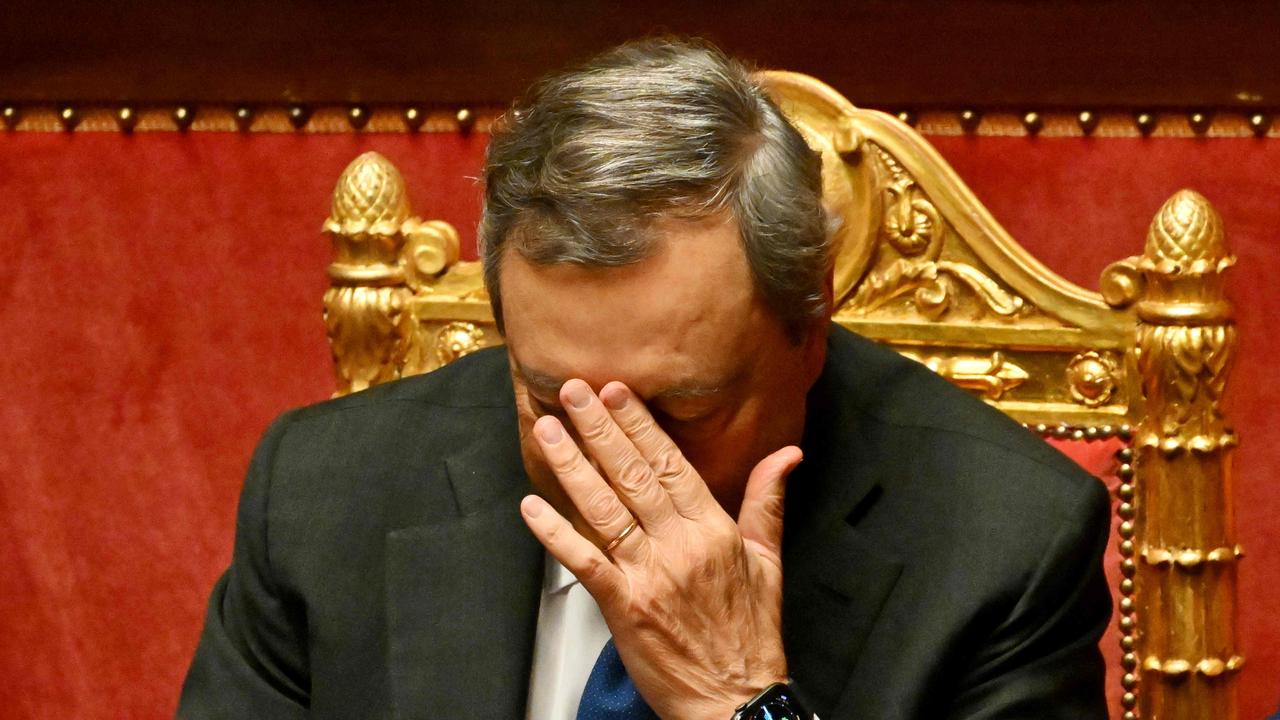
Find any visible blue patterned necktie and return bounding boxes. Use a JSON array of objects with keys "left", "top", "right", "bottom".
[{"left": 576, "top": 639, "right": 659, "bottom": 720}]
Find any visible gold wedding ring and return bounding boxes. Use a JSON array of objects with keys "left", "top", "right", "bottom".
[{"left": 604, "top": 519, "right": 639, "bottom": 554}]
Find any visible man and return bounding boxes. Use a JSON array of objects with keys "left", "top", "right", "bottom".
[{"left": 180, "top": 38, "right": 1111, "bottom": 719}]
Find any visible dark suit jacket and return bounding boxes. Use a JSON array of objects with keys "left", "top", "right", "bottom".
[{"left": 179, "top": 325, "right": 1111, "bottom": 719}]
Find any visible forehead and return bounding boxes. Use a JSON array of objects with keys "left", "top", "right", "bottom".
[{"left": 499, "top": 215, "right": 772, "bottom": 395}]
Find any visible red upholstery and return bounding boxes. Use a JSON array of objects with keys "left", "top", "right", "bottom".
[
  {"left": 1, "top": 131, "right": 1276, "bottom": 718},
  {"left": 1046, "top": 437, "right": 1127, "bottom": 715}
]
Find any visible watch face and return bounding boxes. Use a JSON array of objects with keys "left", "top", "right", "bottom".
[{"left": 740, "top": 683, "right": 809, "bottom": 720}]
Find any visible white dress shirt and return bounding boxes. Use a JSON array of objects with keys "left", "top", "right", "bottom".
[
  {"left": 525, "top": 553, "right": 612, "bottom": 719},
  {"left": 523, "top": 554, "right": 817, "bottom": 720}
]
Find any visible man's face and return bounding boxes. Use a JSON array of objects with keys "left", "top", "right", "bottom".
[{"left": 499, "top": 214, "right": 827, "bottom": 540}]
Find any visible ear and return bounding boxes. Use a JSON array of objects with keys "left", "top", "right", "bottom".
[
  {"left": 801, "top": 317, "right": 829, "bottom": 386},
  {"left": 822, "top": 261, "right": 836, "bottom": 310},
  {"left": 806, "top": 261, "right": 836, "bottom": 382}
]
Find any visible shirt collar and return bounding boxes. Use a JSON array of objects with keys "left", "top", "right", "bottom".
[{"left": 543, "top": 553, "right": 579, "bottom": 595}]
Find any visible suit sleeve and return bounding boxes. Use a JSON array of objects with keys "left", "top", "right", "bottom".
[
  {"left": 177, "top": 412, "right": 310, "bottom": 719},
  {"left": 945, "top": 476, "right": 1113, "bottom": 720}
]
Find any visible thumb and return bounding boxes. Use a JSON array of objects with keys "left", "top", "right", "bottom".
[{"left": 737, "top": 445, "right": 802, "bottom": 558}]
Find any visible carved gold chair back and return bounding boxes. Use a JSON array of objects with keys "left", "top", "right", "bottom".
[{"left": 319, "top": 72, "right": 1241, "bottom": 720}]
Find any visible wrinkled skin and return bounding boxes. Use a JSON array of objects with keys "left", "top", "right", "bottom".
[{"left": 501, "top": 214, "right": 827, "bottom": 719}]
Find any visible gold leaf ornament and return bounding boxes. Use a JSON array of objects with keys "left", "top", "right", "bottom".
[
  {"left": 434, "top": 321, "right": 487, "bottom": 365},
  {"left": 883, "top": 177, "right": 939, "bottom": 256}
]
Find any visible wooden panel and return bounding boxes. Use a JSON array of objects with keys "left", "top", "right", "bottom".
[{"left": 5, "top": 0, "right": 1280, "bottom": 109}]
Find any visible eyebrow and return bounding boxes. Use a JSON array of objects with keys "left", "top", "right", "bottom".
[
  {"left": 516, "top": 364, "right": 728, "bottom": 403},
  {"left": 654, "top": 382, "right": 725, "bottom": 401}
]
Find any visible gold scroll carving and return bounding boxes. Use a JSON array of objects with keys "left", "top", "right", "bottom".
[
  {"left": 844, "top": 145, "right": 1026, "bottom": 321},
  {"left": 759, "top": 70, "right": 1138, "bottom": 430}
]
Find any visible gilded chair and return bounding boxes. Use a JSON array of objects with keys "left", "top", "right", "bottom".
[{"left": 318, "top": 72, "right": 1242, "bottom": 720}]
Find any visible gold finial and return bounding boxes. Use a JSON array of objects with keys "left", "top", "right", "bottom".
[
  {"left": 326, "top": 151, "right": 412, "bottom": 235},
  {"left": 323, "top": 152, "right": 420, "bottom": 394},
  {"left": 1143, "top": 189, "right": 1230, "bottom": 272}
]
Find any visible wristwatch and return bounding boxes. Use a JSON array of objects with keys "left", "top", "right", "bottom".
[{"left": 732, "top": 682, "right": 812, "bottom": 720}]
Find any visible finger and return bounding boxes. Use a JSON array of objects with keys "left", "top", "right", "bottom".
[
  {"left": 599, "top": 381, "right": 717, "bottom": 518},
  {"left": 560, "top": 379, "right": 678, "bottom": 533},
  {"left": 737, "top": 446, "right": 802, "bottom": 561},
  {"left": 532, "top": 415, "right": 644, "bottom": 559},
  {"left": 520, "top": 495, "right": 623, "bottom": 602}
]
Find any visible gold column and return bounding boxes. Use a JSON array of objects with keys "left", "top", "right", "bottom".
[
  {"left": 1131, "top": 190, "right": 1241, "bottom": 719},
  {"left": 322, "top": 152, "right": 415, "bottom": 395}
]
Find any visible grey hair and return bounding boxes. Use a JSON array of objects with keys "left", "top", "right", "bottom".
[{"left": 479, "top": 37, "right": 832, "bottom": 341}]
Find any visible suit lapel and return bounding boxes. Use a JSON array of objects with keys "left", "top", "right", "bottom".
[
  {"left": 781, "top": 328, "right": 906, "bottom": 714},
  {"left": 384, "top": 407, "right": 544, "bottom": 720}
]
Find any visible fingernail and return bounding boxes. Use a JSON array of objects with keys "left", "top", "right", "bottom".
[
  {"left": 536, "top": 418, "right": 563, "bottom": 443},
  {"left": 522, "top": 496, "right": 544, "bottom": 518},
  {"left": 566, "top": 382, "right": 592, "bottom": 409},
  {"left": 601, "top": 386, "right": 628, "bottom": 410}
]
